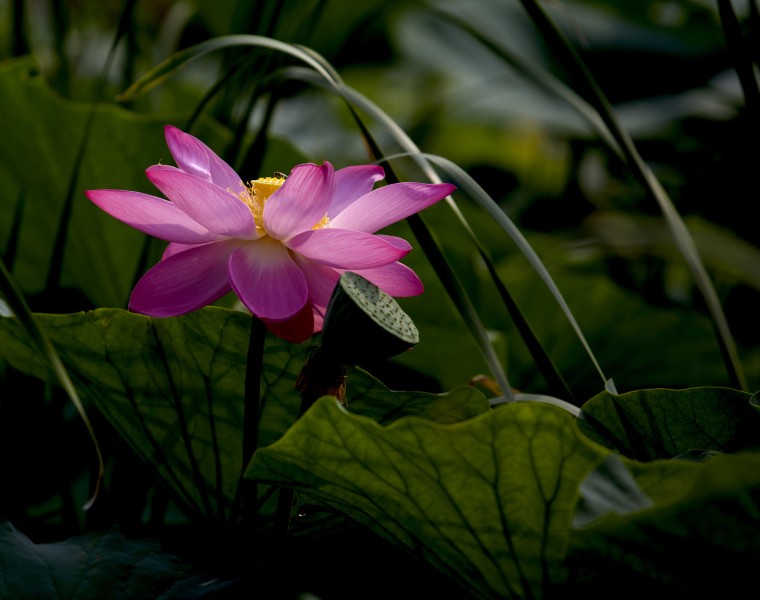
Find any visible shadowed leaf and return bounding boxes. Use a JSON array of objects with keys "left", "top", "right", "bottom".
[
  {"left": 570, "top": 451, "right": 760, "bottom": 596},
  {"left": 577, "top": 387, "right": 760, "bottom": 461},
  {"left": 0, "top": 521, "right": 228, "bottom": 599},
  {"left": 348, "top": 370, "right": 491, "bottom": 424}
]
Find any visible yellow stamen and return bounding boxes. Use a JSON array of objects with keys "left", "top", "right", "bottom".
[
  {"left": 313, "top": 214, "right": 330, "bottom": 229},
  {"left": 231, "top": 173, "right": 330, "bottom": 234},
  {"left": 252, "top": 176, "right": 286, "bottom": 201}
]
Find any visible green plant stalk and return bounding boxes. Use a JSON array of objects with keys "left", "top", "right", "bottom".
[
  {"left": 717, "top": 0, "right": 760, "bottom": 127},
  {"left": 407, "top": 212, "right": 518, "bottom": 400},
  {"left": 10, "top": 0, "right": 29, "bottom": 57},
  {"left": 237, "top": 86, "right": 280, "bottom": 178},
  {"left": 2, "top": 192, "right": 23, "bottom": 270},
  {"left": 45, "top": 0, "right": 139, "bottom": 296},
  {"left": 241, "top": 316, "right": 267, "bottom": 528},
  {"left": 301, "top": 67, "right": 585, "bottom": 400},
  {"left": 750, "top": 1, "right": 760, "bottom": 65},
  {"left": 118, "top": 36, "right": 339, "bottom": 102},
  {"left": 226, "top": 54, "right": 280, "bottom": 166},
  {"left": 517, "top": 0, "right": 747, "bottom": 391},
  {"left": 431, "top": 7, "right": 623, "bottom": 160},
  {"left": 184, "top": 53, "right": 255, "bottom": 131},
  {"left": 0, "top": 256, "right": 104, "bottom": 508},
  {"left": 272, "top": 345, "right": 353, "bottom": 554},
  {"left": 334, "top": 89, "right": 517, "bottom": 402}
]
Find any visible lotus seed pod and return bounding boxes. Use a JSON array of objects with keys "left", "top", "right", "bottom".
[{"left": 320, "top": 272, "right": 419, "bottom": 365}]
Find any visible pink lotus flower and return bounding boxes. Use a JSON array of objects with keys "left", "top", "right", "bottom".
[{"left": 86, "top": 126, "right": 454, "bottom": 342}]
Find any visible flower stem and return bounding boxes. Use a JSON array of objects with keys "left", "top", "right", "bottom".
[
  {"left": 241, "top": 316, "right": 266, "bottom": 528},
  {"left": 272, "top": 347, "right": 349, "bottom": 551},
  {"left": 295, "top": 346, "right": 349, "bottom": 411}
]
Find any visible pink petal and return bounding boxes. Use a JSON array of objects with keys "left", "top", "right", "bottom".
[
  {"left": 86, "top": 189, "right": 220, "bottom": 244},
  {"left": 263, "top": 162, "right": 335, "bottom": 239},
  {"left": 375, "top": 234, "right": 412, "bottom": 253},
  {"left": 292, "top": 254, "right": 341, "bottom": 312},
  {"left": 129, "top": 240, "right": 240, "bottom": 316},
  {"left": 311, "top": 309, "right": 325, "bottom": 334},
  {"left": 293, "top": 254, "right": 336, "bottom": 336},
  {"left": 329, "top": 165, "right": 385, "bottom": 218},
  {"left": 328, "top": 182, "right": 455, "bottom": 233},
  {"left": 286, "top": 228, "right": 408, "bottom": 269},
  {"left": 228, "top": 238, "right": 308, "bottom": 321},
  {"left": 147, "top": 165, "right": 257, "bottom": 239},
  {"left": 164, "top": 125, "right": 244, "bottom": 193},
  {"left": 162, "top": 242, "right": 199, "bottom": 260},
  {"left": 346, "top": 262, "right": 424, "bottom": 297},
  {"left": 263, "top": 302, "right": 316, "bottom": 343}
]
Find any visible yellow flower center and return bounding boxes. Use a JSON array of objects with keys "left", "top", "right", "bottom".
[{"left": 233, "top": 174, "right": 329, "bottom": 235}]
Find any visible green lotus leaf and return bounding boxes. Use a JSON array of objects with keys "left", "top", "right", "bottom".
[
  {"left": 577, "top": 386, "right": 760, "bottom": 460},
  {"left": 0, "top": 308, "right": 484, "bottom": 524},
  {"left": 570, "top": 451, "right": 760, "bottom": 595},
  {"left": 0, "top": 521, "right": 227, "bottom": 598},
  {"left": 249, "top": 397, "right": 610, "bottom": 599}
]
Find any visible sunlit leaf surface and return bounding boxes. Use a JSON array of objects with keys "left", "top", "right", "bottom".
[{"left": 250, "top": 398, "right": 609, "bottom": 599}]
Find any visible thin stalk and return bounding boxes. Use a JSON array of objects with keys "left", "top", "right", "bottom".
[
  {"left": 237, "top": 86, "right": 280, "bottom": 179},
  {"left": 11, "top": 0, "right": 29, "bottom": 56},
  {"left": 184, "top": 54, "right": 254, "bottom": 132},
  {"left": 241, "top": 317, "right": 267, "bottom": 528},
  {"left": 272, "top": 350, "right": 349, "bottom": 553},
  {"left": 0, "top": 256, "right": 104, "bottom": 508},
  {"left": 44, "top": 0, "right": 139, "bottom": 295},
  {"left": 750, "top": 0, "right": 760, "bottom": 66},
  {"left": 223, "top": 2, "right": 285, "bottom": 160},
  {"left": 717, "top": 0, "right": 760, "bottom": 130},
  {"left": 2, "top": 192, "right": 24, "bottom": 270},
  {"left": 330, "top": 84, "right": 516, "bottom": 401},
  {"left": 272, "top": 485, "right": 296, "bottom": 555},
  {"left": 518, "top": 0, "right": 747, "bottom": 391}
]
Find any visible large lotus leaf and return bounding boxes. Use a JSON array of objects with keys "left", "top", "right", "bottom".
[
  {"left": 571, "top": 452, "right": 699, "bottom": 529},
  {"left": 0, "top": 307, "right": 260, "bottom": 521},
  {"left": 572, "top": 454, "right": 654, "bottom": 528},
  {"left": 0, "top": 521, "right": 229, "bottom": 599},
  {"left": 577, "top": 386, "right": 760, "bottom": 461},
  {"left": 0, "top": 308, "right": 487, "bottom": 524},
  {"left": 569, "top": 450, "right": 760, "bottom": 596},
  {"left": 347, "top": 369, "right": 491, "bottom": 424},
  {"left": 249, "top": 397, "right": 610, "bottom": 599}
]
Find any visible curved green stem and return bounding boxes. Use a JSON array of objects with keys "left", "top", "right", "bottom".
[{"left": 518, "top": 0, "right": 747, "bottom": 391}]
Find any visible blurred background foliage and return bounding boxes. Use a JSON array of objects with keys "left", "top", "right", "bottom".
[{"left": 1, "top": 0, "right": 759, "bottom": 594}]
